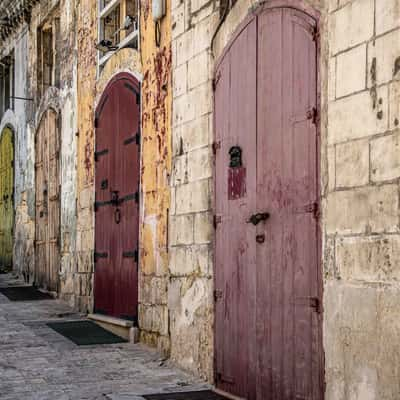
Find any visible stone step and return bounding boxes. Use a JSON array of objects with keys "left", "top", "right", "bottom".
[{"left": 88, "top": 313, "right": 139, "bottom": 343}]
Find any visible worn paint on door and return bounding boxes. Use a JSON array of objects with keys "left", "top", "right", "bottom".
[
  {"left": 0, "top": 127, "right": 14, "bottom": 268},
  {"left": 35, "top": 109, "right": 61, "bottom": 292},
  {"left": 94, "top": 73, "right": 140, "bottom": 321},
  {"left": 214, "top": 7, "right": 322, "bottom": 400}
]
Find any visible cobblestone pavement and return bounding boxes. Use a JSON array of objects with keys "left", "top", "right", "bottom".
[{"left": 0, "top": 273, "right": 208, "bottom": 400}]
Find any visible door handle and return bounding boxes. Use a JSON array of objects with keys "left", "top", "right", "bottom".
[{"left": 247, "top": 212, "right": 270, "bottom": 226}]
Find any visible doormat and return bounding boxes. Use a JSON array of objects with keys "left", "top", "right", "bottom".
[
  {"left": 0, "top": 286, "right": 53, "bottom": 301},
  {"left": 47, "top": 320, "right": 127, "bottom": 345},
  {"left": 143, "top": 391, "right": 231, "bottom": 400}
]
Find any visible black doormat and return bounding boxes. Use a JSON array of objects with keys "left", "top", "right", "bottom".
[
  {"left": 143, "top": 391, "right": 230, "bottom": 400},
  {"left": 47, "top": 320, "right": 128, "bottom": 345},
  {"left": 0, "top": 286, "right": 53, "bottom": 301}
]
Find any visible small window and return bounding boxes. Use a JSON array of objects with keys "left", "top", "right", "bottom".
[
  {"left": 37, "top": 13, "right": 60, "bottom": 98},
  {"left": 98, "top": 0, "right": 139, "bottom": 69},
  {"left": 0, "top": 53, "right": 15, "bottom": 119}
]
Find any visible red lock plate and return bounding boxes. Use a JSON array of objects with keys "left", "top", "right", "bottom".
[{"left": 228, "top": 167, "right": 246, "bottom": 200}]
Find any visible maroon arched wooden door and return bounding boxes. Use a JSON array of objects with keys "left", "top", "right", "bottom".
[
  {"left": 214, "top": 7, "right": 323, "bottom": 400},
  {"left": 94, "top": 73, "right": 140, "bottom": 322}
]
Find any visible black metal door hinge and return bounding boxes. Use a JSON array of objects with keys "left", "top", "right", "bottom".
[
  {"left": 212, "top": 141, "right": 221, "bottom": 154},
  {"left": 212, "top": 71, "right": 221, "bottom": 91},
  {"left": 94, "top": 252, "right": 108, "bottom": 262},
  {"left": 305, "top": 201, "right": 320, "bottom": 219},
  {"left": 307, "top": 107, "right": 319, "bottom": 125},
  {"left": 312, "top": 26, "right": 320, "bottom": 42},
  {"left": 309, "top": 297, "right": 321, "bottom": 314},
  {"left": 94, "top": 149, "right": 108, "bottom": 162},
  {"left": 213, "top": 215, "right": 222, "bottom": 229},
  {"left": 122, "top": 250, "right": 139, "bottom": 262},
  {"left": 214, "top": 289, "right": 223, "bottom": 301}
]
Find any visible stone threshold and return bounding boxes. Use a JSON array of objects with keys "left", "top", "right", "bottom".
[{"left": 88, "top": 313, "right": 139, "bottom": 343}]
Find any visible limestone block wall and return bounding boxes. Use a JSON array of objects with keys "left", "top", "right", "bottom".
[
  {"left": 324, "top": 0, "right": 400, "bottom": 398},
  {"left": 170, "top": 0, "right": 219, "bottom": 381}
]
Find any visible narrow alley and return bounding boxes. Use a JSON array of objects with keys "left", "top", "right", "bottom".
[{"left": 0, "top": 273, "right": 208, "bottom": 400}]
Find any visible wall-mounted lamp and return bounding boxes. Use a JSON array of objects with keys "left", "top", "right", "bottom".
[{"left": 95, "top": 39, "right": 118, "bottom": 53}]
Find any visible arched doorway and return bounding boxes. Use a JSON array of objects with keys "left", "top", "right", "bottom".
[
  {"left": 94, "top": 73, "right": 140, "bottom": 321},
  {"left": 214, "top": 6, "right": 323, "bottom": 399},
  {"left": 35, "top": 108, "right": 61, "bottom": 292},
  {"left": 0, "top": 126, "right": 14, "bottom": 269}
]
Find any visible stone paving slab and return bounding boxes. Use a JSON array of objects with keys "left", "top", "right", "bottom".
[{"left": 0, "top": 274, "right": 209, "bottom": 400}]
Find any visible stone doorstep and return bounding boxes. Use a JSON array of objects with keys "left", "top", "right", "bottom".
[{"left": 88, "top": 313, "right": 140, "bottom": 343}]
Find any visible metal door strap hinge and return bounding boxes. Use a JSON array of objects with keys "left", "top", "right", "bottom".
[
  {"left": 94, "top": 149, "right": 109, "bottom": 162},
  {"left": 312, "top": 26, "right": 320, "bottom": 42},
  {"left": 212, "top": 71, "right": 221, "bottom": 91},
  {"left": 212, "top": 141, "right": 221, "bottom": 154},
  {"left": 306, "top": 202, "right": 320, "bottom": 219},
  {"left": 122, "top": 250, "right": 139, "bottom": 262},
  {"left": 214, "top": 289, "right": 223, "bottom": 301},
  {"left": 94, "top": 252, "right": 108, "bottom": 262},
  {"left": 306, "top": 107, "right": 319, "bottom": 125},
  {"left": 309, "top": 297, "right": 321, "bottom": 313},
  {"left": 213, "top": 215, "right": 222, "bottom": 228}
]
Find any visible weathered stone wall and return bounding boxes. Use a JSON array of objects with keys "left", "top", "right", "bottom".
[
  {"left": 0, "top": 26, "right": 34, "bottom": 281},
  {"left": 170, "top": 0, "right": 219, "bottom": 381},
  {"left": 74, "top": 0, "right": 97, "bottom": 311},
  {"left": 138, "top": 0, "right": 173, "bottom": 355},
  {"left": 324, "top": 0, "right": 400, "bottom": 398},
  {"left": 171, "top": 0, "right": 400, "bottom": 395},
  {"left": 24, "top": 0, "right": 78, "bottom": 296}
]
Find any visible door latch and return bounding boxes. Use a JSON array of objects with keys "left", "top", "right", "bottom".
[{"left": 247, "top": 212, "right": 270, "bottom": 225}]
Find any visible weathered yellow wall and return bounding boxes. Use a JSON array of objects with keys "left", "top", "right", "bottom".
[{"left": 138, "top": 0, "right": 172, "bottom": 354}]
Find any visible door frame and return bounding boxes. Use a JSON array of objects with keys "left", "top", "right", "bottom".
[
  {"left": 212, "top": 2, "right": 323, "bottom": 397},
  {"left": 34, "top": 107, "right": 62, "bottom": 292},
  {"left": 0, "top": 124, "right": 15, "bottom": 268},
  {"left": 93, "top": 71, "right": 142, "bottom": 319}
]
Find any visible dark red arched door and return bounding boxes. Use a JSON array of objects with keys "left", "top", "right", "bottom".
[
  {"left": 94, "top": 73, "right": 140, "bottom": 322},
  {"left": 214, "top": 7, "right": 323, "bottom": 400}
]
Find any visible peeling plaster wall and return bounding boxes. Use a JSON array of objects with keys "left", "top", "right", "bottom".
[
  {"left": 0, "top": 26, "right": 34, "bottom": 280},
  {"left": 138, "top": 0, "right": 172, "bottom": 356},
  {"left": 25, "top": 0, "right": 78, "bottom": 296}
]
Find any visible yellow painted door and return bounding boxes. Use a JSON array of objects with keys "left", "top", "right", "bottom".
[{"left": 0, "top": 127, "right": 14, "bottom": 268}]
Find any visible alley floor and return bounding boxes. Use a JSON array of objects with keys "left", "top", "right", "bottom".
[{"left": 0, "top": 273, "right": 208, "bottom": 400}]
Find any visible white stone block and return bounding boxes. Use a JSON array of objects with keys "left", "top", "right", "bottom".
[
  {"left": 336, "top": 44, "right": 367, "bottom": 98},
  {"left": 336, "top": 139, "right": 369, "bottom": 187},
  {"left": 331, "top": 0, "right": 374, "bottom": 54},
  {"left": 371, "top": 132, "right": 400, "bottom": 182}
]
